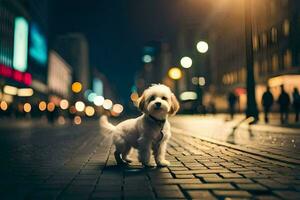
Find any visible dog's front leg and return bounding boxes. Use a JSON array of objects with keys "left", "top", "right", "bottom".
[
  {"left": 153, "top": 134, "right": 170, "bottom": 167},
  {"left": 137, "top": 137, "right": 152, "bottom": 167}
]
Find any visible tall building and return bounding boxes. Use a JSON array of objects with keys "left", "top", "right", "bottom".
[
  {"left": 209, "top": 0, "right": 300, "bottom": 111},
  {"left": 0, "top": 0, "right": 49, "bottom": 115},
  {"left": 53, "top": 33, "right": 90, "bottom": 96}
]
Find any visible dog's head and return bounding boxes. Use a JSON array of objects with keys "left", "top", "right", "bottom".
[{"left": 137, "top": 84, "right": 180, "bottom": 119}]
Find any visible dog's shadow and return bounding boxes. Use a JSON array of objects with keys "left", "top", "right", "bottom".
[{"left": 103, "top": 164, "right": 162, "bottom": 177}]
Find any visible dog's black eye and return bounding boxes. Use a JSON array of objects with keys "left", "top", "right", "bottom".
[
  {"left": 149, "top": 96, "right": 155, "bottom": 101},
  {"left": 162, "top": 96, "right": 167, "bottom": 100}
]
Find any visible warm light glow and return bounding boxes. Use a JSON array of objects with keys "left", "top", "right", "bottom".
[
  {"left": 103, "top": 99, "right": 113, "bottom": 110},
  {"left": 39, "top": 101, "right": 47, "bottom": 111},
  {"left": 75, "top": 101, "right": 85, "bottom": 112},
  {"left": 196, "top": 41, "right": 208, "bottom": 53},
  {"left": 168, "top": 67, "right": 182, "bottom": 80},
  {"left": 0, "top": 101, "right": 8, "bottom": 111},
  {"left": 130, "top": 92, "right": 139, "bottom": 102},
  {"left": 112, "top": 104, "right": 123, "bottom": 114},
  {"left": 17, "top": 88, "right": 33, "bottom": 97},
  {"left": 60, "top": 99, "right": 69, "bottom": 110},
  {"left": 94, "top": 95, "right": 104, "bottom": 106},
  {"left": 23, "top": 103, "right": 31, "bottom": 113},
  {"left": 180, "top": 57, "right": 192, "bottom": 68},
  {"left": 3, "top": 85, "right": 18, "bottom": 95},
  {"left": 58, "top": 116, "right": 66, "bottom": 125},
  {"left": 199, "top": 77, "right": 206, "bottom": 86},
  {"left": 47, "top": 102, "right": 55, "bottom": 112},
  {"left": 72, "top": 82, "right": 82, "bottom": 93},
  {"left": 74, "top": 116, "right": 81, "bottom": 125},
  {"left": 85, "top": 106, "right": 95, "bottom": 117},
  {"left": 69, "top": 106, "right": 76, "bottom": 114},
  {"left": 180, "top": 91, "right": 197, "bottom": 101}
]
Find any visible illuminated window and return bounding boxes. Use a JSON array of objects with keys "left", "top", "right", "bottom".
[
  {"left": 262, "top": 60, "right": 268, "bottom": 74},
  {"left": 283, "top": 19, "right": 290, "bottom": 36},
  {"left": 272, "top": 54, "right": 279, "bottom": 72},
  {"left": 261, "top": 32, "right": 268, "bottom": 47},
  {"left": 252, "top": 35, "right": 259, "bottom": 51},
  {"left": 283, "top": 49, "right": 292, "bottom": 69},
  {"left": 271, "top": 27, "right": 277, "bottom": 43}
]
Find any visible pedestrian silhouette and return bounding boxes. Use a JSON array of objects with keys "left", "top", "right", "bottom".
[
  {"left": 292, "top": 87, "right": 300, "bottom": 122},
  {"left": 228, "top": 92, "right": 237, "bottom": 119},
  {"left": 278, "top": 85, "right": 290, "bottom": 124},
  {"left": 261, "top": 86, "right": 274, "bottom": 123}
]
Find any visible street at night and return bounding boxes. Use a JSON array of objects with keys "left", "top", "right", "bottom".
[
  {"left": 1, "top": 0, "right": 300, "bottom": 199},
  {"left": 0, "top": 116, "right": 300, "bottom": 199}
]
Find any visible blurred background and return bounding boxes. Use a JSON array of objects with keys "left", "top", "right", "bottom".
[{"left": 0, "top": 0, "right": 300, "bottom": 125}]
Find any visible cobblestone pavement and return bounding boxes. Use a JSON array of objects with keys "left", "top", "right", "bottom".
[{"left": 1, "top": 119, "right": 300, "bottom": 200}]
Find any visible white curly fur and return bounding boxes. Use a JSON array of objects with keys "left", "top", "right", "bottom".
[{"left": 100, "top": 84, "right": 180, "bottom": 167}]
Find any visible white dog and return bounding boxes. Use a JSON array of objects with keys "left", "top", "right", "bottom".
[{"left": 100, "top": 84, "right": 179, "bottom": 167}]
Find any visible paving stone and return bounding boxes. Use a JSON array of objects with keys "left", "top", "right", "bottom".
[
  {"left": 186, "top": 190, "right": 217, "bottom": 200},
  {"left": 152, "top": 178, "right": 201, "bottom": 185},
  {"left": 204, "top": 178, "right": 253, "bottom": 184},
  {"left": 273, "top": 190, "right": 300, "bottom": 200},
  {"left": 180, "top": 183, "right": 235, "bottom": 190},
  {"left": 155, "top": 189, "right": 185, "bottom": 198},
  {"left": 213, "top": 190, "right": 252, "bottom": 197},
  {"left": 237, "top": 183, "right": 268, "bottom": 191}
]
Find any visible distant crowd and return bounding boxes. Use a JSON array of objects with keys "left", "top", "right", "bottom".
[{"left": 228, "top": 85, "right": 300, "bottom": 124}]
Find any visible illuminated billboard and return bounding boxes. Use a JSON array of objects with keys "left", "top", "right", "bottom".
[
  {"left": 13, "top": 17, "right": 29, "bottom": 72},
  {"left": 29, "top": 23, "right": 47, "bottom": 65}
]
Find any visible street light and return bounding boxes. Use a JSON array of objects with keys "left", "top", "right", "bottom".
[
  {"left": 196, "top": 41, "right": 209, "bottom": 53},
  {"left": 180, "top": 56, "right": 192, "bottom": 69}
]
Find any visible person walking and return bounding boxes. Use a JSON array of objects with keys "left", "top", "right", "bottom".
[
  {"left": 261, "top": 86, "right": 274, "bottom": 123},
  {"left": 292, "top": 88, "right": 300, "bottom": 122},
  {"left": 278, "top": 85, "right": 290, "bottom": 124},
  {"left": 228, "top": 91, "right": 237, "bottom": 119}
]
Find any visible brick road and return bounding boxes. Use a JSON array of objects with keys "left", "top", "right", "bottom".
[{"left": 0, "top": 121, "right": 300, "bottom": 199}]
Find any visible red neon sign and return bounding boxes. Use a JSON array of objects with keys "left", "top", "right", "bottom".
[{"left": 0, "top": 64, "right": 32, "bottom": 86}]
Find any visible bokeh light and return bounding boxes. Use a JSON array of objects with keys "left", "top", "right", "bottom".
[
  {"left": 23, "top": 103, "right": 31, "bottom": 113},
  {"left": 94, "top": 95, "right": 104, "bottom": 106},
  {"left": 168, "top": 67, "right": 182, "bottom": 80},
  {"left": 75, "top": 101, "right": 85, "bottom": 112},
  {"left": 103, "top": 99, "right": 113, "bottom": 110},
  {"left": 180, "top": 56, "right": 192, "bottom": 68},
  {"left": 0, "top": 101, "right": 8, "bottom": 111},
  {"left": 69, "top": 106, "right": 76, "bottom": 114},
  {"left": 60, "top": 99, "right": 69, "bottom": 110},
  {"left": 130, "top": 92, "right": 139, "bottom": 102},
  {"left": 85, "top": 106, "right": 95, "bottom": 117},
  {"left": 72, "top": 82, "right": 82, "bottom": 93},
  {"left": 74, "top": 116, "right": 81, "bottom": 125},
  {"left": 142, "top": 55, "right": 152, "bottom": 63},
  {"left": 196, "top": 41, "right": 209, "bottom": 53},
  {"left": 39, "top": 101, "right": 47, "bottom": 111},
  {"left": 58, "top": 116, "right": 66, "bottom": 125},
  {"left": 112, "top": 104, "right": 123, "bottom": 114},
  {"left": 88, "top": 92, "right": 97, "bottom": 102},
  {"left": 47, "top": 102, "right": 55, "bottom": 112}
]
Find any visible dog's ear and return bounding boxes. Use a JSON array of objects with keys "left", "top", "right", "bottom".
[
  {"left": 137, "top": 92, "right": 146, "bottom": 111},
  {"left": 169, "top": 93, "right": 180, "bottom": 116}
]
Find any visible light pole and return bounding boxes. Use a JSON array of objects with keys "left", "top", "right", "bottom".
[
  {"left": 180, "top": 56, "right": 192, "bottom": 91},
  {"left": 244, "top": 0, "right": 258, "bottom": 121},
  {"left": 168, "top": 67, "right": 182, "bottom": 96}
]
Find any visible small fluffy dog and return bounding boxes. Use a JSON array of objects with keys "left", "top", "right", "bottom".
[{"left": 100, "top": 84, "right": 179, "bottom": 167}]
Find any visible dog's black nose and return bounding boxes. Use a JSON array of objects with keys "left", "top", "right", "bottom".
[{"left": 155, "top": 102, "right": 161, "bottom": 108}]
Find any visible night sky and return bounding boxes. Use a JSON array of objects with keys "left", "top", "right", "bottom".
[{"left": 48, "top": 0, "right": 208, "bottom": 101}]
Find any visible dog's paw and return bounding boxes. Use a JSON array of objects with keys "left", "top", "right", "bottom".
[
  {"left": 157, "top": 160, "right": 170, "bottom": 167},
  {"left": 124, "top": 157, "right": 133, "bottom": 163}
]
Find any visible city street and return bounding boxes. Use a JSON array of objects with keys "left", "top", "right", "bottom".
[{"left": 0, "top": 116, "right": 300, "bottom": 200}]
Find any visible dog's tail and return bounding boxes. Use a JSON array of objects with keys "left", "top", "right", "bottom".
[{"left": 99, "top": 115, "right": 116, "bottom": 136}]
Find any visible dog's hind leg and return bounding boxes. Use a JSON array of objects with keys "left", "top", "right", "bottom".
[
  {"left": 114, "top": 150, "right": 124, "bottom": 165},
  {"left": 122, "top": 145, "right": 132, "bottom": 163}
]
